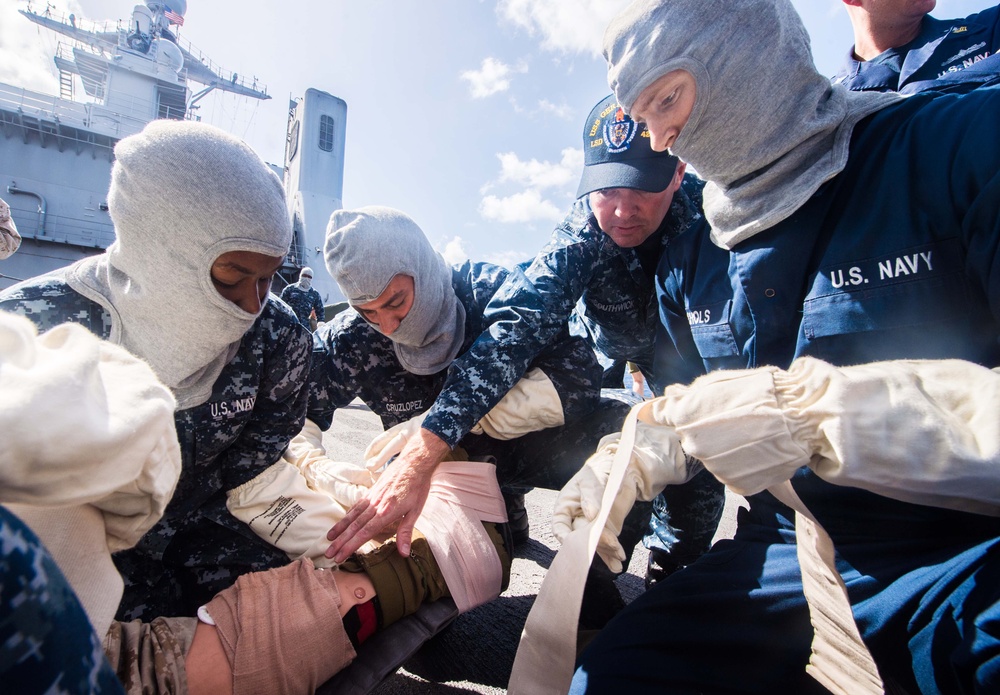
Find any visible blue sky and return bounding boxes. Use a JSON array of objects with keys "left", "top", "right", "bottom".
[{"left": 1, "top": 0, "right": 992, "bottom": 269}]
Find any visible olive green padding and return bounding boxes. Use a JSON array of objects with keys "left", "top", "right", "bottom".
[
  {"left": 345, "top": 530, "right": 447, "bottom": 628},
  {"left": 484, "top": 522, "right": 512, "bottom": 593},
  {"left": 343, "top": 522, "right": 511, "bottom": 627}
]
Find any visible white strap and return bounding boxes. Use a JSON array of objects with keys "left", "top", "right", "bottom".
[
  {"left": 507, "top": 402, "right": 644, "bottom": 694},
  {"left": 768, "top": 481, "right": 884, "bottom": 695}
]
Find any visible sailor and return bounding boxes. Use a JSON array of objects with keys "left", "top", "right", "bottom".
[
  {"left": 554, "top": 0, "right": 1000, "bottom": 692},
  {"left": 325, "top": 98, "right": 725, "bottom": 596},
  {"left": 279, "top": 265, "right": 325, "bottom": 330},
  {"left": 308, "top": 204, "right": 621, "bottom": 520},
  {"left": 833, "top": 0, "right": 1000, "bottom": 93},
  {"left": 314, "top": 206, "right": 655, "bottom": 627},
  {"left": 0, "top": 119, "right": 313, "bottom": 620}
]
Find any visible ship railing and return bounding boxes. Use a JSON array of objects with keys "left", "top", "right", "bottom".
[
  {"left": 173, "top": 34, "right": 267, "bottom": 96},
  {"left": 286, "top": 237, "right": 307, "bottom": 269},
  {"left": 0, "top": 83, "right": 90, "bottom": 130},
  {"left": 23, "top": 3, "right": 123, "bottom": 52},
  {"left": 57, "top": 37, "right": 113, "bottom": 65},
  {"left": 0, "top": 82, "right": 153, "bottom": 141},
  {"left": 7, "top": 200, "right": 115, "bottom": 250}
]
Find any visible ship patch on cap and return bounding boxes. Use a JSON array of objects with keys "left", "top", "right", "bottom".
[{"left": 605, "top": 106, "right": 638, "bottom": 153}]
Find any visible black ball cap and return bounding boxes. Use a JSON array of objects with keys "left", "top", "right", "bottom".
[{"left": 576, "top": 93, "right": 679, "bottom": 199}]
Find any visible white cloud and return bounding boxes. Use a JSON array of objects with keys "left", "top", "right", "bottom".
[
  {"left": 537, "top": 98, "right": 574, "bottom": 120},
  {"left": 497, "top": 0, "right": 630, "bottom": 56},
  {"left": 0, "top": 1, "right": 83, "bottom": 95},
  {"left": 461, "top": 57, "right": 526, "bottom": 98},
  {"left": 439, "top": 236, "right": 470, "bottom": 266},
  {"left": 438, "top": 235, "right": 532, "bottom": 270},
  {"left": 484, "top": 248, "right": 533, "bottom": 270},
  {"left": 479, "top": 188, "right": 563, "bottom": 224},
  {"left": 495, "top": 147, "right": 582, "bottom": 189}
]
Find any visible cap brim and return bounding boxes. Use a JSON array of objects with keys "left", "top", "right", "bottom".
[{"left": 576, "top": 160, "right": 677, "bottom": 199}]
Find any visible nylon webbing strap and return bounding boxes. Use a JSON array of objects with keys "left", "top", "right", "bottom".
[
  {"left": 768, "top": 481, "right": 884, "bottom": 695},
  {"left": 507, "top": 403, "right": 643, "bottom": 694}
]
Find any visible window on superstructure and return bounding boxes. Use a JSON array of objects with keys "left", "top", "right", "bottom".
[{"left": 319, "top": 115, "right": 335, "bottom": 152}]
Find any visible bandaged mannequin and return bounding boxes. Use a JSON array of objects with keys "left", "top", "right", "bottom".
[
  {"left": 0, "top": 311, "right": 448, "bottom": 695},
  {"left": 0, "top": 120, "right": 314, "bottom": 620},
  {"left": 511, "top": 1, "right": 1000, "bottom": 693}
]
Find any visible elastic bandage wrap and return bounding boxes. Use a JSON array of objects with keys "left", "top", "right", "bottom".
[
  {"left": 413, "top": 460, "right": 510, "bottom": 612},
  {"left": 341, "top": 461, "right": 512, "bottom": 627},
  {"left": 202, "top": 558, "right": 356, "bottom": 695}
]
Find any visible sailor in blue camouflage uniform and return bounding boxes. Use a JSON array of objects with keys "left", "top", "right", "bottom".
[
  {"left": 0, "top": 120, "right": 312, "bottom": 621},
  {"left": 280, "top": 266, "right": 325, "bottom": 329},
  {"left": 833, "top": 0, "right": 1000, "bottom": 94},
  {"left": 465, "top": 95, "right": 725, "bottom": 583},
  {"left": 325, "top": 98, "right": 724, "bottom": 590},
  {"left": 309, "top": 208, "right": 618, "bottom": 508},
  {"left": 318, "top": 207, "right": 652, "bottom": 628},
  {"left": 0, "top": 506, "right": 123, "bottom": 695}
]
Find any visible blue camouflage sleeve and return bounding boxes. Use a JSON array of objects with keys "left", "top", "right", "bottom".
[
  {"left": 421, "top": 212, "right": 602, "bottom": 447},
  {"left": 311, "top": 289, "right": 325, "bottom": 322},
  {"left": 306, "top": 311, "right": 373, "bottom": 431},
  {"left": 0, "top": 275, "right": 113, "bottom": 337},
  {"left": 219, "top": 302, "right": 312, "bottom": 485},
  {"left": 528, "top": 327, "right": 602, "bottom": 425}
]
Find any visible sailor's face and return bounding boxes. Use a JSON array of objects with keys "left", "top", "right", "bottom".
[
  {"left": 356, "top": 274, "right": 415, "bottom": 336},
  {"left": 629, "top": 69, "right": 697, "bottom": 153},
  {"left": 589, "top": 161, "right": 686, "bottom": 248},
  {"left": 211, "top": 250, "right": 285, "bottom": 314}
]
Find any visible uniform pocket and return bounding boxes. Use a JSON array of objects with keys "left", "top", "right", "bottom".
[
  {"left": 689, "top": 299, "right": 740, "bottom": 358},
  {"left": 803, "top": 272, "right": 970, "bottom": 339},
  {"left": 803, "top": 239, "right": 970, "bottom": 339}
]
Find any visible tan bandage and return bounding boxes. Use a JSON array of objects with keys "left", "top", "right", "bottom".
[
  {"left": 414, "top": 460, "right": 509, "bottom": 612},
  {"left": 202, "top": 558, "right": 357, "bottom": 695}
]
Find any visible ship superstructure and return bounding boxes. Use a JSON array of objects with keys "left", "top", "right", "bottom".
[{"left": 0, "top": 1, "right": 347, "bottom": 303}]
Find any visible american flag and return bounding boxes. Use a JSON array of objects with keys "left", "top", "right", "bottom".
[{"left": 163, "top": 5, "right": 184, "bottom": 25}]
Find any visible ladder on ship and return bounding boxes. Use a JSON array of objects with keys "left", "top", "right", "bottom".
[{"left": 58, "top": 69, "right": 74, "bottom": 100}]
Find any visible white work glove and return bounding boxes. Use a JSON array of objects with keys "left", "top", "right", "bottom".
[
  {"left": 285, "top": 419, "right": 375, "bottom": 508},
  {"left": 551, "top": 414, "right": 694, "bottom": 573},
  {"left": 638, "top": 368, "right": 807, "bottom": 497},
  {"left": 470, "top": 368, "right": 565, "bottom": 440},
  {"left": 363, "top": 411, "right": 427, "bottom": 471},
  {"left": 229, "top": 420, "right": 377, "bottom": 568},
  {"left": 645, "top": 358, "right": 1000, "bottom": 515}
]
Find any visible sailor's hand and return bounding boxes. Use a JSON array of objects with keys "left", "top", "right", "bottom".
[
  {"left": 551, "top": 416, "right": 689, "bottom": 573},
  {"left": 551, "top": 433, "right": 629, "bottom": 573},
  {"left": 325, "top": 427, "right": 449, "bottom": 562}
]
